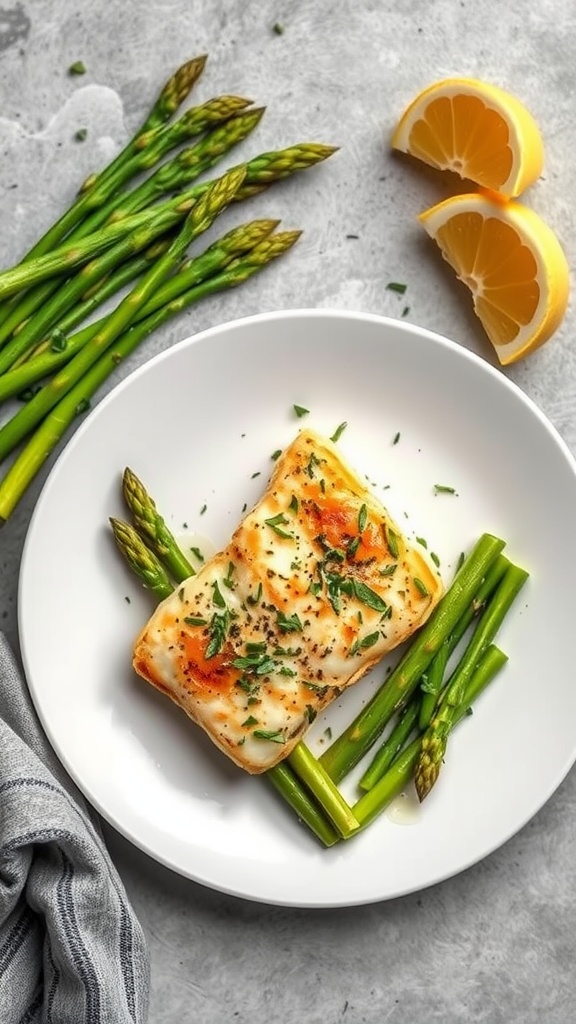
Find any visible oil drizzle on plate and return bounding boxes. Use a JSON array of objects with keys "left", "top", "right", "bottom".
[{"left": 385, "top": 781, "right": 422, "bottom": 826}]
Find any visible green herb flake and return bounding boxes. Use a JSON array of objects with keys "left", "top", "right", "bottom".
[
  {"left": 264, "top": 513, "right": 293, "bottom": 539},
  {"left": 288, "top": 494, "right": 299, "bottom": 514},
  {"left": 434, "top": 484, "right": 457, "bottom": 495},
  {"left": 456, "top": 551, "right": 466, "bottom": 572},
  {"left": 392, "top": 431, "right": 401, "bottom": 445},
  {"left": 386, "top": 281, "right": 407, "bottom": 294},
  {"left": 351, "top": 579, "right": 389, "bottom": 614},
  {"left": 200, "top": 504, "right": 207, "bottom": 515},
  {"left": 430, "top": 551, "right": 441, "bottom": 568},
  {"left": 50, "top": 329, "right": 67, "bottom": 353},
  {"left": 253, "top": 729, "right": 286, "bottom": 743},
  {"left": 272, "top": 22, "right": 285, "bottom": 34},
  {"left": 271, "top": 449, "right": 282, "bottom": 461},
  {"left": 402, "top": 306, "right": 410, "bottom": 318},
  {"left": 124, "top": 595, "right": 131, "bottom": 604},
  {"left": 330, "top": 421, "right": 348, "bottom": 443},
  {"left": 357, "top": 503, "right": 368, "bottom": 533},
  {"left": 184, "top": 615, "right": 208, "bottom": 627},
  {"left": 386, "top": 526, "right": 399, "bottom": 559},
  {"left": 347, "top": 535, "right": 360, "bottom": 559},
  {"left": 246, "top": 582, "right": 263, "bottom": 606},
  {"left": 251, "top": 471, "right": 261, "bottom": 479},
  {"left": 205, "top": 609, "right": 230, "bottom": 659},
  {"left": 17, "top": 386, "right": 41, "bottom": 402},
  {"left": 190, "top": 546, "right": 204, "bottom": 562},
  {"left": 416, "top": 536, "right": 428, "bottom": 549},
  {"left": 306, "top": 705, "right": 317, "bottom": 724},
  {"left": 324, "top": 727, "right": 333, "bottom": 740},
  {"left": 211, "top": 580, "right": 226, "bottom": 609},
  {"left": 68, "top": 61, "right": 86, "bottom": 75},
  {"left": 413, "top": 577, "right": 430, "bottom": 597},
  {"left": 74, "top": 128, "right": 88, "bottom": 142},
  {"left": 223, "top": 562, "right": 236, "bottom": 589},
  {"left": 276, "top": 610, "right": 303, "bottom": 633},
  {"left": 349, "top": 631, "right": 380, "bottom": 656},
  {"left": 293, "top": 404, "right": 309, "bottom": 418},
  {"left": 380, "top": 563, "right": 397, "bottom": 576},
  {"left": 242, "top": 715, "right": 259, "bottom": 728}
]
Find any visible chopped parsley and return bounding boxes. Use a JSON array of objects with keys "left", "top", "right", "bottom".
[
  {"left": 293, "top": 404, "right": 309, "bottom": 418},
  {"left": 330, "top": 421, "right": 347, "bottom": 443},
  {"left": 276, "top": 610, "right": 303, "bottom": 633},
  {"left": 253, "top": 729, "right": 285, "bottom": 743},
  {"left": 264, "top": 513, "right": 293, "bottom": 539}
]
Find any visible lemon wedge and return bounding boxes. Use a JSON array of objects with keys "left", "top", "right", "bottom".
[
  {"left": 392, "top": 77, "right": 544, "bottom": 199},
  {"left": 419, "top": 192, "right": 570, "bottom": 364}
]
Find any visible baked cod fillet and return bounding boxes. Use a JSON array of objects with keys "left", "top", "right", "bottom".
[{"left": 133, "top": 429, "right": 443, "bottom": 773}]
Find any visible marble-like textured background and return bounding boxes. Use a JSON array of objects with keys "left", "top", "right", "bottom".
[{"left": 1, "top": 1, "right": 575, "bottom": 1020}]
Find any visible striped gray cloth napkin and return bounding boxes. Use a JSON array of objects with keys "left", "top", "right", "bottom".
[{"left": 0, "top": 633, "right": 150, "bottom": 1023}]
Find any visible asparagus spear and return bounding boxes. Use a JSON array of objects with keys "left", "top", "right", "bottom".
[
  {"left": 80, "top": 55, "right": 208, "bottom": 195},
  {"left": 0, "top": 111, "right": 265, "bottom": 374},
  {"left": 0, "top": 97, "right": 255, "bottom": 352},
  {"left": 28, "top": 56, "right": 210, "bottom": 256},
  {"left": 0, "top": 143, "right": 337, "bottom": 303},
  {"left": 0, "top": 219, "right": 280, "bottom": 402},
  {"left": 109, "top": 517, "right": 174, "bottom": 596},
  {"left": 414, "top": 562, "right": 529, "bottom": 801},
  {"left": 358, "top": 554, "right": 512, "bottom": 793},
  {"left": 353, "top": 645, "right": 509, "bottom": 829},
  {"left": 78, "top": 106, "right": 266, "bottom": 237},
  {"left": 0, "top": 166, "right": 246, "bottom": 461},
  {"left": 358, "top": 699, "right": 421, "bottom": 792},
  {"left": 417, "top": 552, "right": 510, "bottom": 730},
  {"left": 0, "top": 58, "right": 209, "bottom": 336},
  {"left": 122, "top": 467, "right": 196, "bottom": 582},
  {"left": 0, "top": 229, "right": 301, "bottom": 520},
  {"left": 318, "top": 533, "right": 506, "bottom": 784},
  {"left": 108, "top": 517, "right": 339, "bottom": 847}
]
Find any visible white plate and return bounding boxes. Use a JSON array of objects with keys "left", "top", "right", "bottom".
[{"left": 18, "top": 310, "right": 576, "bottom": 907}]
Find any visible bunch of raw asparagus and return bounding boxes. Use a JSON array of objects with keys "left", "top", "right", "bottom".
[
  {"left": 111, "top": 468, "right": 529, "bottom": 847},
  {"left": 0, "top": 55, "right": 337, "bottom": 521}
]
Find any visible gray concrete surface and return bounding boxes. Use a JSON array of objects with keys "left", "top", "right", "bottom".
[{"left": 1, "top": 1, "right": 575, "bottom": 1021}]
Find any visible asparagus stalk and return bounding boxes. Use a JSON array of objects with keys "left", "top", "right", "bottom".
[
  {"left": 0, "top": 111, "right": 264, "bottom": 374},
  {"left": 358, "top": 699, "right": 420, "bottom": 792},
  {"left": 353, "top": 645, "right": 509, "bottom": 829},
  {"left": 0, "top": 228, "right": 301, "bottom": 520},
  {"left": 27, "top": 56, "right": 210, "bottom": 256},
  {"left": 122, "top": 467, "right": 196, "bottom": 582},
  {"left": 0, "top": 58, "right": 208, "bottom": 333},
  {"left": 79, "top": 55, "right": 208, "bottom": 195},
  {"left": 417, "top": 552, "right": 510, "bottom": 730},
  {"left": 78, "top": 106, "right": 266, "bottom": 237},
  {"left": 0, "top": 98, "right": 258, "bottom": 351},
  {"left": 414, "top": 562, "right": 529, "bottom": 801},
  {"left": 0, "top": 144, "right": 337, "bottom": 303},
  {"left": 318, "top": 533, "right": 506, "bottom": 784},
  {"left": 108, "top": 517, "right": 339, "bottom": 848},
  {"left": 109, "top": 517, "right": 174, "bottom": 596},
  {"left": 0, "top": 219, "right": 280, "bottom": 403},
  {"left": 358, "top": 554, "right": 512, "bottom": 792},
  {"left": 0, "top": 165, "right": 246, "bottom": 461}
]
